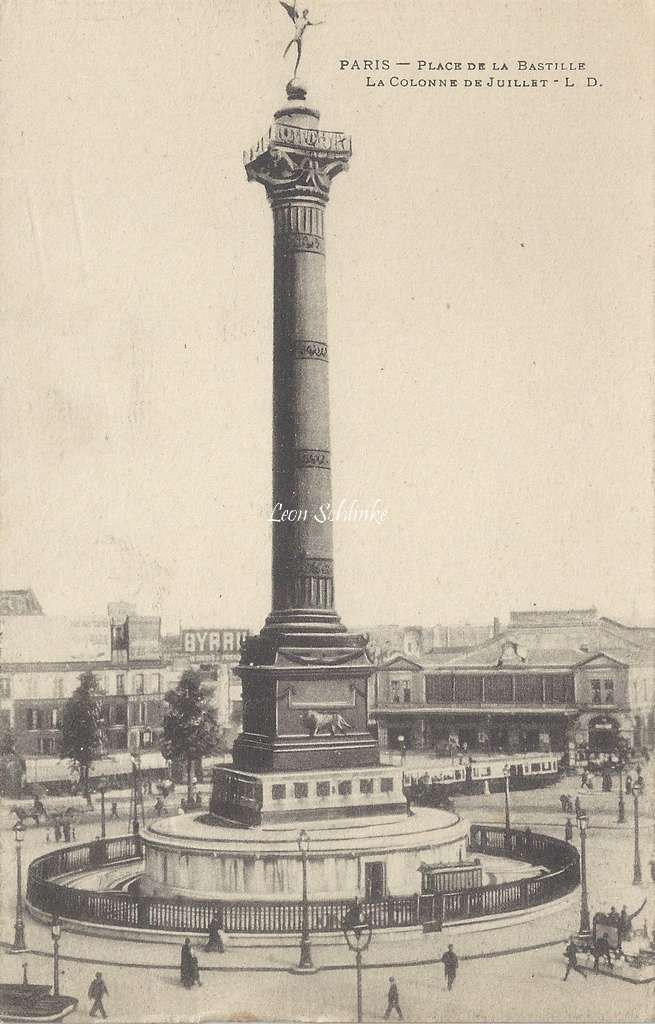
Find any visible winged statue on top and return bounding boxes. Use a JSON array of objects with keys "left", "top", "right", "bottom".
[{"left": 279, "top": 1, "right": 324, "bottom": 79}]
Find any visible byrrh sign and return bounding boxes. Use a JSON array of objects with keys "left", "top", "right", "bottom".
[{"left": 182, "top": 628, "right": 250, "bottom": 657}]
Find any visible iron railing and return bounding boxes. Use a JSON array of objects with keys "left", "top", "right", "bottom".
[{"left": 26, "top": 825, "right": 579, "bottom": 935}]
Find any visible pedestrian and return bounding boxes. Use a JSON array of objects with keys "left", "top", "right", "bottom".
[
  {"left": 88, "top": 971, "right": 109, "bottom": 1017},
  {"left": 45, "top": 828, "right": 51, "bottom": 843},
  {"left": 205, "top": 915, "right": 225, "bottom": 953},
  {"left": 441, "top": 944, "right": 458, "bottom": 990},
  {"left": 53, "top": 821, "right": 62, "bottom": 842},
  {"left": 562, "top": 937, "right": 586, "bottom": 981},
  {"left": 564, "top": 818, "right": 574, "bottom": 843},
  {"left": 384, "top": 976, "right": 403, "bottom": 1019},
  {"left": 626, "top": 774, "right": 633, "bottom": 795},
  {"left": 62, "top": 820, "right": 71, "bottom": 842},
  {"left": 596, "top": 934, "right": 613, "bottom": 970},
  {"left": 619, "top": 905, "right": 632, "bottom": 942},
  {"left": 110, "top": 801, "right": 119, "bottom": 819},
  {"left": 72, "top": 825, "right": 77, "bottom": 840},
  {"left": 181, "top": 937, "right": 201, "bottom": 987},
  {"left": 559, "top": 794, "right": 568, "bottom": 813},
  {"left": 574, "top": 796, "right": 582, "bottom": 819}
]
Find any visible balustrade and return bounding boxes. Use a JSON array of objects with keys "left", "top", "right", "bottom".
[{"left": 26, "top": 825, "right": 579, "bottom": 935}]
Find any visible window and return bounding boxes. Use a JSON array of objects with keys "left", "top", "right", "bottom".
[
  {"left": 116, "top": 674, "right": 125, "bottom": 695},
  {"left": 37, "top": 736, "right": 56, "bottom": 755},
  {"left": 604, "top": 679, "right": 615, "bottom": 703},
  {"left": 403, "top": 685, "right": 412, "bottom": 705},
  {"left": 390, "top": 682, "right": 400, "bottom": 704},
  {"left": 154, "top": 673, "right": 162, "bottom": 693},
  {"left": 53, "top": 677, "right": 64, "bottom": 699},
  {"left": 27, "top": 708, "right": 42, "bottom": 730},
  {"left": 136, "top": 702, "right": 146, "bottom": 725},
  {"left": 134, "top": 674, "right": 144, "bottom": 694},
  {"left": 0, "top": 677, "right": 11, "bottom": 698},
  {"left": 380, "top": 777, "right": 394, "bottom": 793},
  {"left": 316, "top": 781, "right": 330, "bottom": 797},
  {"left": 51, "top": 708, "right": 61, "bottom": 729},
  {"left": 114, "top": 703, "right": 127, "bottom": 725},
  {"left": 294, "top": 782, "right": 309, "bottom": 799},
  {"left": 337, "top": 780, "right": 352, "bottom": 796},
  {"left": 360, "top": 779, "right": 374, "bottom": 794},
  {"left": 272, "top": 784, "right": 286, "bottom": 800},
  {"left": 592, "top": 680, "right": 602, "bottom": 704}
]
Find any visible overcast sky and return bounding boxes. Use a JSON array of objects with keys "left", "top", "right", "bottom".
[{"left": 1, "top": 0, "right": 653, "bottom": 632}]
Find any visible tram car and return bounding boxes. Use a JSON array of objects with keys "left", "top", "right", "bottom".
[{"left": 404, "top": 753, "right": 560, "bottom": 804}]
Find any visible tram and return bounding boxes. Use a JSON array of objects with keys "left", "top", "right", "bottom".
[{"left": 403, "top": 753, "right": 560, "bottom": 804}]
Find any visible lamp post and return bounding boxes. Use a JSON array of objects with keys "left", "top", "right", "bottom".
[
  {"left": 343, "top": 907, "right": 373, "bottom": 1023},
  {"left": 51, "top": 915, "right": 61, "bottom": 995},
  {"left": 98, "top": 781, "right": 107, "bottom": 839},
  {"left": 131, "top": 755, "right": 140, "bottom": 836},
  {"left": 296, "top": 829, "right": 314, "bottom": 971},
  {"left": 11, "top": 820, "right": 27, "bottom": 953},
  {"left": 577, "top": 812, "right": 591, "bottom": 935},
  {"left": 503, "top": 763, "right": 512, "bottom": 850},
  {"left": 398, "top": 735, "right": 406, "bottom": 767},
  {"left": 632, "top": 781, "right": 643, "bottom": 885},
  {"left": 617, "top": 762, "right": 626, "bottom": 824}
]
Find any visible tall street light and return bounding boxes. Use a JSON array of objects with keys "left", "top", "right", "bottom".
[
  {"left": 632, "top": 780, "right": 643, "bottom": 885},
  {"left": 11, "top": 820, "right": 27, "bottom": 953},
  {"left": 577, "top": 811, "right": 591, "bottom": 935},
  {"left": 51, "top": 915, "right": 61, "bottom": 995},
  {"left": 617, "top": 761, "right": 626, "bottom": 824},
  {"left": 131, "top": 755, "right": 140, "bottom": 836},
  {"left": 503, "top": 763, "right": 512, "bottom": 850},
  {"left": 98, "top": 780, "right": 107, "bottom": 839},
  {"left": 296, "top": 829, "right": 314, "bottom": 972}
]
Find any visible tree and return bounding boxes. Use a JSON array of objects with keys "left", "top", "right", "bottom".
[
  {"left": 60, "top": 671, "right": 105, "bottom": 800},
  {"left": 161, "top": 670, "right": 221, "bottom": 803}
]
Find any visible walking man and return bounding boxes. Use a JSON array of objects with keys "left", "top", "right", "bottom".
[
  {"left": 88, "top": 971, "right": 109, "bottom": 1017},
  {"left": 441, "top": 944, "right": 459, "bottom": 990},
  {"left": 564, "top": 818, "right": 574, "bottom": 842},
  {"left": 384, "top": 977, "right": 403, "bottom": 1019},
  {"left": 562, "top": 937, "right": 586, "bottom": 981}
]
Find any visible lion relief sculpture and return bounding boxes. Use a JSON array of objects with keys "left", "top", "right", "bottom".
[{"left": 303, "top": 710, "right": 352, "bottom": 737}]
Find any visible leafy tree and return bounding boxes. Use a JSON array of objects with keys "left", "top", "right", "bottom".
[
  {"left": 0, "top": 727, "right": 16, "bottom": 756},
  {"left": 161, "top": 670, "right": 221, "bottom": 803},
  {"left": 60, "top": 671, "right": 105, "bottom": 800}
]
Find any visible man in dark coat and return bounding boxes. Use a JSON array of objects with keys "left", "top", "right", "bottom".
[
  {"left": 88, "top": 971, "right": 109, "bottom": 1018},
  {"left": 563, "top": 937, "right": 586, "bottom": 981},
  {"left": 564, "top": 818, "right": 574, "bottom": 842},
  {"left": 384, "top": 977, "right": 403, "bottom": 1019},
  {"left": 181, "top": 937, "right": 196, "bottom": 987},
  {"left": 442, "top": 944, "right": 458, "bottom": 990}
]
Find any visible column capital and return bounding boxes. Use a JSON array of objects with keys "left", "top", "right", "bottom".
[{"left": 244, "top": 119, "right": 351, "bottom": 203}]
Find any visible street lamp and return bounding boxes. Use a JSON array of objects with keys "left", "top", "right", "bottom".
[
  {"left": 343, "top": 905, "right": 373, "bottom": 1023},
  {"left": 398, "top": 735, "right": 406, "bottom": 767},
  {"left": 296, "top": 829, "right": 314, "bottom": 972},
  {"left": 98, "top": 780, "right": 107, "bottom": 839},
  {"left": 503, "top": 763, "right": 512, "bottom": 850},
  {"left": 632, "top": 780, "right": 643, "bottom": 885},
  {"left": 131, "top": 755, "right": 140, "bottom": 836},
  {"left": 577, "top": 812, "right": 591, "bottom": 935},
  {"left": 51, "top": 915, "right": 61, "bottom": 995},
  {"left": 11, "top": 820, "right": 27, "bottom": 953},
  {"left": 617, "top": 761, "right": 626, "bottom": 824}
]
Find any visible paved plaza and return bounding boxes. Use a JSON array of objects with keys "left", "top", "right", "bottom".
[{"left": 1, "top": 772, "right": 653, "bottom": 1022}]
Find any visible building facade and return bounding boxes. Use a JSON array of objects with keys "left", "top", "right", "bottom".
[{"left": 370, "top": 609, "right": 654, "bottom": 758}]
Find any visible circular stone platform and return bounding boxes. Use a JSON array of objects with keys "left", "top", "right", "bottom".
[{"left": 140, "top": 807, "right": 468, "bottom": 900}]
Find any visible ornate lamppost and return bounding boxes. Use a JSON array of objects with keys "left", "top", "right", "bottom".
[
  {"left": 131, "top": 754, "right": 140, "bottom": 836},
  {"left": 617, "top": 760, "right": 626, "bottom": 824},
  {"left": 632, "top": 779, "right": 643, "bottom": 885},
  {"left": 503, "top": 763, "right": 512, "bottom": 850},
  {"left": 295, "top": 829, "right": 314, "bottom": 972},
  {"left": 577, "top": 811, "right": 591, "bottom": 935},
  {"left": 11, "top": 820, "right": 27, "bottom": 953},
  {"left": 51, "top": 915, "right": 61, "bottom": 995},
  {"left": 343, "top": 905, "right": 373, "bottom": 1023},
  {"left": 98, "top": 779, "right": 107, "bottom": 839}
]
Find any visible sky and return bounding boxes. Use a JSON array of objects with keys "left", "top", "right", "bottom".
[{"left": 0, "top": 0, "right": 653, "bottom": 632}]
